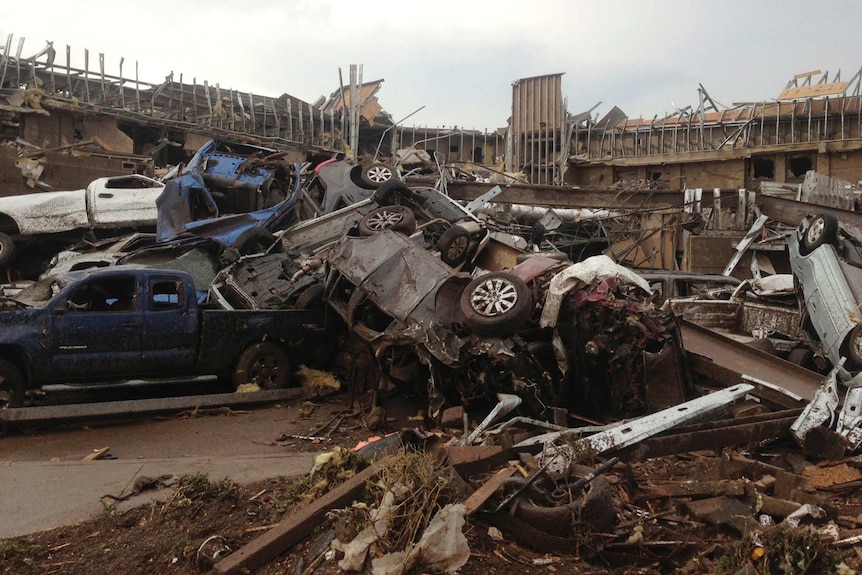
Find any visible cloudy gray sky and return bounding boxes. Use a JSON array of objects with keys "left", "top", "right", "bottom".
[{"left": 2, "top": 0, "right": 860, "bottom": 131}]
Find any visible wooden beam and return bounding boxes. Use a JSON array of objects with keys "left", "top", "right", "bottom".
[
  {"left": 463, "top": 465, "right": 517, "bottom": 515},
  {"left": 778, "top": 82, "right": 848, "bottom": 101},
  {"left": 794, "top": 70, "right": 822, "bottom": 80},
  {"left": 214, "top": 457, "right": 391, "bottom": 575}
]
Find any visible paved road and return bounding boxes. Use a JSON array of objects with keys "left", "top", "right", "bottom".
[{"left": 0, "top": 396, "right": 360, "bottom": 539}]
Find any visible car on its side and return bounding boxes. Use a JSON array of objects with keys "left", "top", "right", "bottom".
[{"left": 788, "top": 212, "right": 862, "bottom": 370}]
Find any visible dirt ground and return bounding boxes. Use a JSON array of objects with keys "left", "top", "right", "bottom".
[{"left": 3, "top": 387, "right": 862, "bottom": 575}]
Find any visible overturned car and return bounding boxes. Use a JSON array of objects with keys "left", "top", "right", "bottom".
[
  {"left": 789, "top": 212, "right": 862, "bottom": 370},
  {"left": 324, "top": 228, "right": 690, "bottom": 422}
]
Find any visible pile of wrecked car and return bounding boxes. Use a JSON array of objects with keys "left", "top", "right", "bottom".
[{"left": 10, "top": 137, "right": 862, "bottom": 573}]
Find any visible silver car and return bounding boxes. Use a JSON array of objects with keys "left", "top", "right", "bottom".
[{"left": 788, "top": 212, "right": 862, "bottom": 369}]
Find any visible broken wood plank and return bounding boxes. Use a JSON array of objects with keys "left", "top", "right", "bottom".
[
  {"left": 463, "top": 466, "right": 518, "bottom": 516},
  {"left": 684, "top": 496, "right": 760, "bottom": 534},
  {"left": 213, "top": 457, "right": 391, "bottom": 575},
  {"left": 759, "top": 494, "right": 802, "bottom": 518},
  {"left": 445, "top": 445, "right": 503, "bottom": 467},
  {"left": 82, "top": 447, "right": 110, "bottom": 461},
  {"left": 639, "top": 479, "right": 746, "bottom": 499}
]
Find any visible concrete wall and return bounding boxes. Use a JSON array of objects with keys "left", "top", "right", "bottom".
[
  {"left": 83, "top": 117, "right": 133, "bottom": 154},
  {"left": 682, "top": 159, "right": 746, "bottom": 190},
  {"left": 22, "top": 112, "right": 76, "bottom": 149},
  {"left": 825, "top": 149, "right": 862, "bottom": 186},
  {"left": 682, "top": 232, "right": 751, "bottom": 279},
  {"left": 569, "top": 165, "right": 613, "bottom": 187}
]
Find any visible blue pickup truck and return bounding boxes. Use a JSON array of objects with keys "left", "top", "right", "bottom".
[{"left": 0, "top": 266, "right": 328, "bottom": 407}]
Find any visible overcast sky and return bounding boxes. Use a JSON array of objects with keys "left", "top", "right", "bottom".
[{"left": 2, "top": 0, "right": 861, "bottom": 132}]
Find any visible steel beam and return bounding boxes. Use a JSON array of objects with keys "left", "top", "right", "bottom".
[
  {"left": 680, "top": 320, "right": 821, "bottom": 405},
  {"left": 438, "top": 180, "right": 698, "bottom": 209}
]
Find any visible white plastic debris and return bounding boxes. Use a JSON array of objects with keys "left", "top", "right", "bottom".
[
  {"left": 332, "top": 491, "right": 397, "bottom": 571},
  {"left": 371, "top": 503, "right": 470, "bottom": 575},
  {"left": 784, "top": 504, "right": 826, "bottom": 528},
  {"left": 539, "top": 255, "right": 651, "bottom": 329}
]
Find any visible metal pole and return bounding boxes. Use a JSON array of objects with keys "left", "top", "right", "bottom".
[
  {"left": 0, "top": 35, "right": 12, "bottom": 90},
  {"left": 84, "top": 48, "right": 90, "bottom": 103},
  {"left": 99, "top": 53, "right": 106, "bottom": 104},
  {"left": 119, "top": 57, "right": 125, "bottom": 109}
]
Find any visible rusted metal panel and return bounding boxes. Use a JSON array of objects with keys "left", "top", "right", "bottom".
[
  {"left": 680, "top": 319, "right": 821, "bottom": 402},
  {"left": 443, "top": 180, "right": 694, "bottom": 209},
  {"left": 616, "top": 410, "right": 802, "bottom": 462}
]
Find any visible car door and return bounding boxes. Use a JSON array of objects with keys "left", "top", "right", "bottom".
[
  {"left": 140, "top": 275, "right": 199, "bottom": 373},
  {"left": 88, "top": 174, "right": 165, "bottom": 228},
  {"left": 48, "top": 274, "right": 144, "bottom": 381}
]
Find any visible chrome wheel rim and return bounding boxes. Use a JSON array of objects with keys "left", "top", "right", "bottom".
[
  {"left": 807, "top": 218, "right": 825, "bottom": 245},
  {"left": 445, "top": 235, "right": 469, "bottom": 260},
  {"left": 250, "top": 355, "right": 280, "bottom": 387},
  {"left": 366, "top": 210, "right": 404, "bottom": 231},
  {"left": 469, "top": 277, "right": 518, "bottom": 317},
  {"left": 367, "top": 166, "right": 393, "bottom": 183}
]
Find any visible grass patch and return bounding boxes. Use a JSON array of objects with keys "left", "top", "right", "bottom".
[{"left": 716, "top": 524, "right": 850, "bottom": 575}]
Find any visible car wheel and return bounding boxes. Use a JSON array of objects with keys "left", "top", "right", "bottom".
[
  {"left": 846, "top": 325, "right": 862, "bottom": 370},
  {"left": 0, "top": 233, "right": 15, "bottom": 267},
  {"left": 370, "top": 180, "right": 411, "bottom": 205},
  {"left": 232, "top": 342, "right": 292, "bottom": 390},
  {"left": 802, "top": 213, "right": 839, "bottom": 253},
  {"left": 361, "top": 162, "right": 395, "bottom": 188},
  {"left": 0, "top": 359, "right": 24, "bottom": 409},
  {"left": 358, "top": 205, "right": 417, "bottom": 236},
  {"left": 460, "top": 272, "right": 532, "bottom": 337},
  {"left": 295, "top": 283, "right": 325, "bottom": 310},
  {"left": 236, "top": 229, "right": 277, "bottom": 256},
  {"left": 436, "top": 225, "right": 472, "bottom": 267},
  {"left": 787, "top": 347, "right": 817, "bottom": 371}
]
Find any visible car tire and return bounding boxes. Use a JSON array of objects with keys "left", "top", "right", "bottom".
[
  {"left": 787, "top": 347, "right": 816, "bottom": 371},
  {"left": 236, "top": 229, "right": 277, "bottom": 256},
  {"left": 846, "top": 325, "right": 862, "bottom": 370},
  {"left": 0, "top": 359, "right": 24, "bottom": 409},
  {"left": 802, "top": 213, "right": 839, "bottom": 254},
  {"left": 460, "top": 272, "right": 532, "bottom": 337},
  {"left": 232, "top": 342, "right": 292, "bottom": 390},
  {"left": 361, "top": 162, "right": 395, "bottom": 188},
  {"left": 436, "top": 225, "right": 472, "bottom": 267},
  {"left": 295, "top": 283, "right": 325, "bottom": 310},
  {"left": 370, "top": 180, "right": 411, "bottom": 205},
  {"left": 0, "top": 233, "right": 15, "bottom": 267},
  {"left": 358, "top": 205, "right": 417, "bottom": 236}
]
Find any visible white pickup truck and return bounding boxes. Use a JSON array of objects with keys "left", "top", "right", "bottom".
[{"left": 0, "top": 174, "right": 164, "bottom": 266}]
